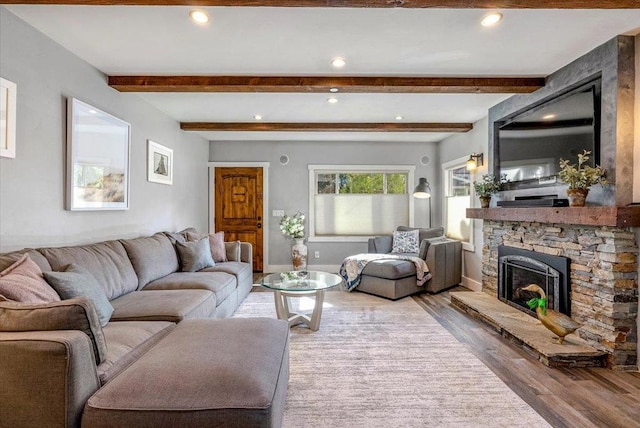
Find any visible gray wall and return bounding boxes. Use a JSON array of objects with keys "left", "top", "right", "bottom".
[
  {"left": 209, "top": 140, "right": 439, "bottom": 267},
  {"left": 489, "top": 35, "right": 635, "bottom": 206},
  {"left": 0, "top": 8, "right": 209, "bottom": 252},
  {"left": 438, "top": 117, "right": 488, "bottom": 290}
]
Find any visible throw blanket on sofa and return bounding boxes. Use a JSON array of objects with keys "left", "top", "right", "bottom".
[{"left": 339, "top": 253, "right": 431, "bottom": 292}]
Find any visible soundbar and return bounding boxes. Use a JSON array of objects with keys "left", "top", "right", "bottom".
[{"left": 497, "top": 198, "right": 569, "bottom": 208}]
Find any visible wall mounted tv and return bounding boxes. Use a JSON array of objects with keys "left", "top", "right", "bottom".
[{"left": 495, "top": 79, "right": 601, "bottom": 189}]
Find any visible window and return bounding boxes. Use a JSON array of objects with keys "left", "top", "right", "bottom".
[
  {"left": 442, "top": 156, "right": 474, "bottom": 251},
  {"left": 308, "top": 165, "right": 415, "bottom": 241}
]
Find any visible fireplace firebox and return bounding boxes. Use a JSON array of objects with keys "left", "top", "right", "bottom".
[{"left": 498, "top": 246, "right": 570, "bottom": 317}]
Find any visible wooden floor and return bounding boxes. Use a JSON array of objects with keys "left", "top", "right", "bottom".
[{"left": 414, "top": 286, "right": 640, "bottom": 428}]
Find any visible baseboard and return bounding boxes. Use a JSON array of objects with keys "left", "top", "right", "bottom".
[
  {"left": 263, "top": 264, "right": 341, "bottom": 274},
  {"left": 461, "top": 276, "right": 482, "bottom": 291}
]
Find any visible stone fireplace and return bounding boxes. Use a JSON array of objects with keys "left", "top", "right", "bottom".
[
  {"left": 470, "top": 210, "right": 639, "bottom": 370},
  {"left": 498, "top": 245, "right": 571, "bottom": 317}
]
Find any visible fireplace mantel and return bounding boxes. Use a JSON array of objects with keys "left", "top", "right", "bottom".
[{"left": 466, "top": 206, "right": 640, "bottom": 228}]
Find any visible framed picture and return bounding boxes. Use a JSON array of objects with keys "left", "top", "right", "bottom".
[
  {"left": 0, "top": 77, "right": 17, "bottom": 158},
  {"left": 147, "top": 140, "right": 173, "bottom": 185},
  {"left": 66, "top": 98, "right": 130, "bottom": 211}
]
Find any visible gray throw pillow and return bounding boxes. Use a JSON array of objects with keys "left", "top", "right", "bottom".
[
  {"left": 397, "top": 226, "right": 444, "bottom": 243},
  {"left": 44, "top": 264, "right": 114, "bottom": 327},
  {"left": 176, "top": 238, "right": 216, "bottom": 272}
]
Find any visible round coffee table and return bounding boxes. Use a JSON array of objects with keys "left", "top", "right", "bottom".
[{"left": 261, "top": 271, "right": 343, "bottom": 331}]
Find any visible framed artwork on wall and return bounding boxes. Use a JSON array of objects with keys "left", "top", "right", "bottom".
[
  {"left": 147, "top": 140, "right": 173, "bottom": 185},
  {"left": 66, "top": 98, "right": 131, "bottom": 211},
  {"left": 0, "top": 77, "right": 17, "bottom": 159}
]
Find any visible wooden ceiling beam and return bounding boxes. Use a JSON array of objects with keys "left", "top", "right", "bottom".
[
  {"left": 109, "top": 76, "right": 544, "bottom": 94},
  {"left": 180, "top": 122, "right": 473, "bottom": 132},
  {"left": 1, "top": 1, "right": 637, "bottom": 9}
]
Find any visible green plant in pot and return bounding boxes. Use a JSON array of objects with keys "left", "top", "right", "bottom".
[
  {"left": 473, "top": 174, "right": 508, "bottom": 208},
  {"left": 558, "top": 150, "right": 606, "bottom": 207}
]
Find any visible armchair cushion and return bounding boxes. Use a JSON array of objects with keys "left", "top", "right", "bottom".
[
  {"left": 0, "top": 297, "right": 107, "bottom": 364},
  {"left": 396, "top": 226, "right": 445, "bottom": 243}
]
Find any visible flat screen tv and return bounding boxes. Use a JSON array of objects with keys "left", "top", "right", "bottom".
[{"left": 495, "top": 79, "right": 600, "bottom": 189}]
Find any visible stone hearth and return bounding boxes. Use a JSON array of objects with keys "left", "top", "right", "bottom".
[
  {"left": 467, "top": 208, "right": 640, "bottom": 370},
  {"left": 480, "top": 220, "right": 637, "bottom": 370}
]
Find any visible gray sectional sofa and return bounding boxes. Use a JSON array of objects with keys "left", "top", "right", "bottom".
[{"left": 0, "top": 230, "right": 289, "bottom": 428}]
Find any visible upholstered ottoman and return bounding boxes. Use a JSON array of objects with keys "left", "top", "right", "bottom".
[{"left": 82, "top": 318, "right": 290, "bottom": 428}]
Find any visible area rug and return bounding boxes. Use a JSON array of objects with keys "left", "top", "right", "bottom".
[{"left": 234, "top": 291, "right": 551, "bottom": 427}]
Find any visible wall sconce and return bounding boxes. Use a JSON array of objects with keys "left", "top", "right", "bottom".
[{"left": 466, "top": 153, "right": 484, "bottom": 171}]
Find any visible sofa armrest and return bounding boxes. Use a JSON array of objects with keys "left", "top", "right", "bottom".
[
  {"left": 0, "top": 330, "right": 100, "bottom": 428},
  {"left": 239, "top": 242, "right": 253, "bottom": 264},
  {"left": 424, "top": 238, "right": 462, "bottom": 293}
]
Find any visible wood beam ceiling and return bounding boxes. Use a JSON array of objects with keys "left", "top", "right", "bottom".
[
  {"left": 1, "top": 1, "right": 637, "bottom": 9},
  {"left": 109, "top": 76, "right": 545, "bottom": 94},
  {"left": 180, "top": 122, "right": 473, "bottom": 132}
]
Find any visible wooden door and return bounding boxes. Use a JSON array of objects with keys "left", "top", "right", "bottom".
[{"left": 215, "top": 167, "right": 263, "bottom": 271}]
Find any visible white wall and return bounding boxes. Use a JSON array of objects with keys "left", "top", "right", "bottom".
[
  {"left": 0, "top": 8, "right": 209, "bottom": 251},
  {"left": 209, "top": 140, "right": 439, "bottom": 268},
  {"left": 438, "top": 117, "right": 489, "bottom": 291}
]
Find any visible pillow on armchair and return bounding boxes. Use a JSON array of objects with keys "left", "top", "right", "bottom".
[
  {"left": 396, "top": 226, "right": 445, "bottom": 243},
  {"left": 391, "top": 230, "right": 420, "bottom": 254}
]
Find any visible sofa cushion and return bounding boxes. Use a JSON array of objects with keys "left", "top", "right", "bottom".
[
  {"left": 397, "top": 226, "right": 445, "bottom": 243},
  {"left": 98, "top": 321, "right": 175, "bottom": 385},
  {"left": 144, "top": 272, "right": 236, "bottom": 305},
  {"left": 391, "top": 230, "right": 420, "bottom": 253},
  {"left": 225, "top": 241, "right": 242, "bottom": 262},
  {"left": 361, "top": 259, "right": 416, "bottom": 280},
  {"left": 163, "top": 231, "right": 186, "bottom": 245},
  {"left": 0, "top": 249, "right": 52, "bottom": 273},
  {"left": 176, "top": 238, "right": 216, "bottom": 272},
  {"left": 83, "top": 318, "right": 290, "bottom": 428},
  {"left": 110, "top": 290, "right": 216, "bottom": 322},
  {"left": 0, "top": 254, "right": 60, "bottom": 303},
  {"left": 0, "top": 297, "right": 107, "bottom": 364},
  {"left": 43, "top": 264, "right": 114, "bottom": 327},
  {"left": 39, "top": 241, "right": 138, "bottom": 301},
  {"left": 120, "top": 233, "right": 179, "bottom": 289}
]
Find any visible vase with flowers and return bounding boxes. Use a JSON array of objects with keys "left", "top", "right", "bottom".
[
  {"left": 279, "top": 211, "right": 307, "bottom": 270},
  {"left": 558, "top": 150, "right": 607, "bottom": 207},
  {"left": 473, "top": 174, "right": 508, "bottom": 208}
]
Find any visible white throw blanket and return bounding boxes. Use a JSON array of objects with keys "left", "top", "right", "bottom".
[{"left": 339, "top": 253, "right": 431, "bottom": 291}]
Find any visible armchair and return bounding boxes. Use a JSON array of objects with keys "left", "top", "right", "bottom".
[{"left": 357, "top": 226, "right": 462, "bottom": 299}]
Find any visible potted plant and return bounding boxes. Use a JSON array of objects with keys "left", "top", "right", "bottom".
[
  {"left": 473, "top": 174, "right": 507, "bottom": 208},
  {"left": 558, "top": 150, "right": 606, "bottom": 207}
]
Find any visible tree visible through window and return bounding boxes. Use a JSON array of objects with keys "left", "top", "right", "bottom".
[{"left": 310, "top": 167, "right": 411, "bottom": 238}]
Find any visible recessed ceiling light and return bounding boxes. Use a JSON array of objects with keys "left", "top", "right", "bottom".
[
  {"left": 481, "top": 12, "right": 503, "bottom": 27},
  {"left": 327, "top": 97, "right": 338, "bottom": 104},
  {"left": 542, "top": 114, "right": 556, "bottom": 120},
  {"left": 330, "top": 57, "right": 346, "bottom": 68},
  {"left": 88, "top": 109, "right": 97, "bottom": 114},
  {"left": 395, "top": 115, "right": 404, "bottom": 121},
  {"left": 329, "top": 88, "right": 339, "bottom": 93},
  {"left": 189, "top": 10, "right": 210, "bottom": 25},
  {"left": 253, "top": 114, "right": 263, "bottom": 120}
]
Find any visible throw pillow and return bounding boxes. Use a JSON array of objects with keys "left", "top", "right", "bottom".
[
  {"left": 0, "top": 254, "right": 60, "bottom": 303},
  {"left": 391, "top": 230, "right": 420, "bottom": 254},
  {"left": 43, "top": 264, "right": 114, "bottom": 327},
  {"left": 176, "top": 238, "right": 216, "bottom": 272},
  {"left": 208, "top": 231, "right": 228, "bottom": 262},
  {"left": 0, "top": 297, "right": 107, "bottom": 364}
]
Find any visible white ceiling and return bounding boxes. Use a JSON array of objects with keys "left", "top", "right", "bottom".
[{"left": 6, "top": 6, "right": 640, "bottom": 143}]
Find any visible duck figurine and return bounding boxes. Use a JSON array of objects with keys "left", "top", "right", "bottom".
[{"left": 522, "top": 284, "right": 582, "bottom": 345}]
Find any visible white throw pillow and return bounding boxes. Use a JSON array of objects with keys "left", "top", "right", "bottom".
[{"left": 391, "top": 230, "right": 420, "bottom": 253}]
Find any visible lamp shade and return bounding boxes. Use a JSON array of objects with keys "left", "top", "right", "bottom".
[{"left": 413, "top": 177, "right": 431, "bottom": 199}]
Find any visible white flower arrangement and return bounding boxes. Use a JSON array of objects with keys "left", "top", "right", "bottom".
[{"left": 279, "top": 211, "right": 305, "bottom": 239}]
